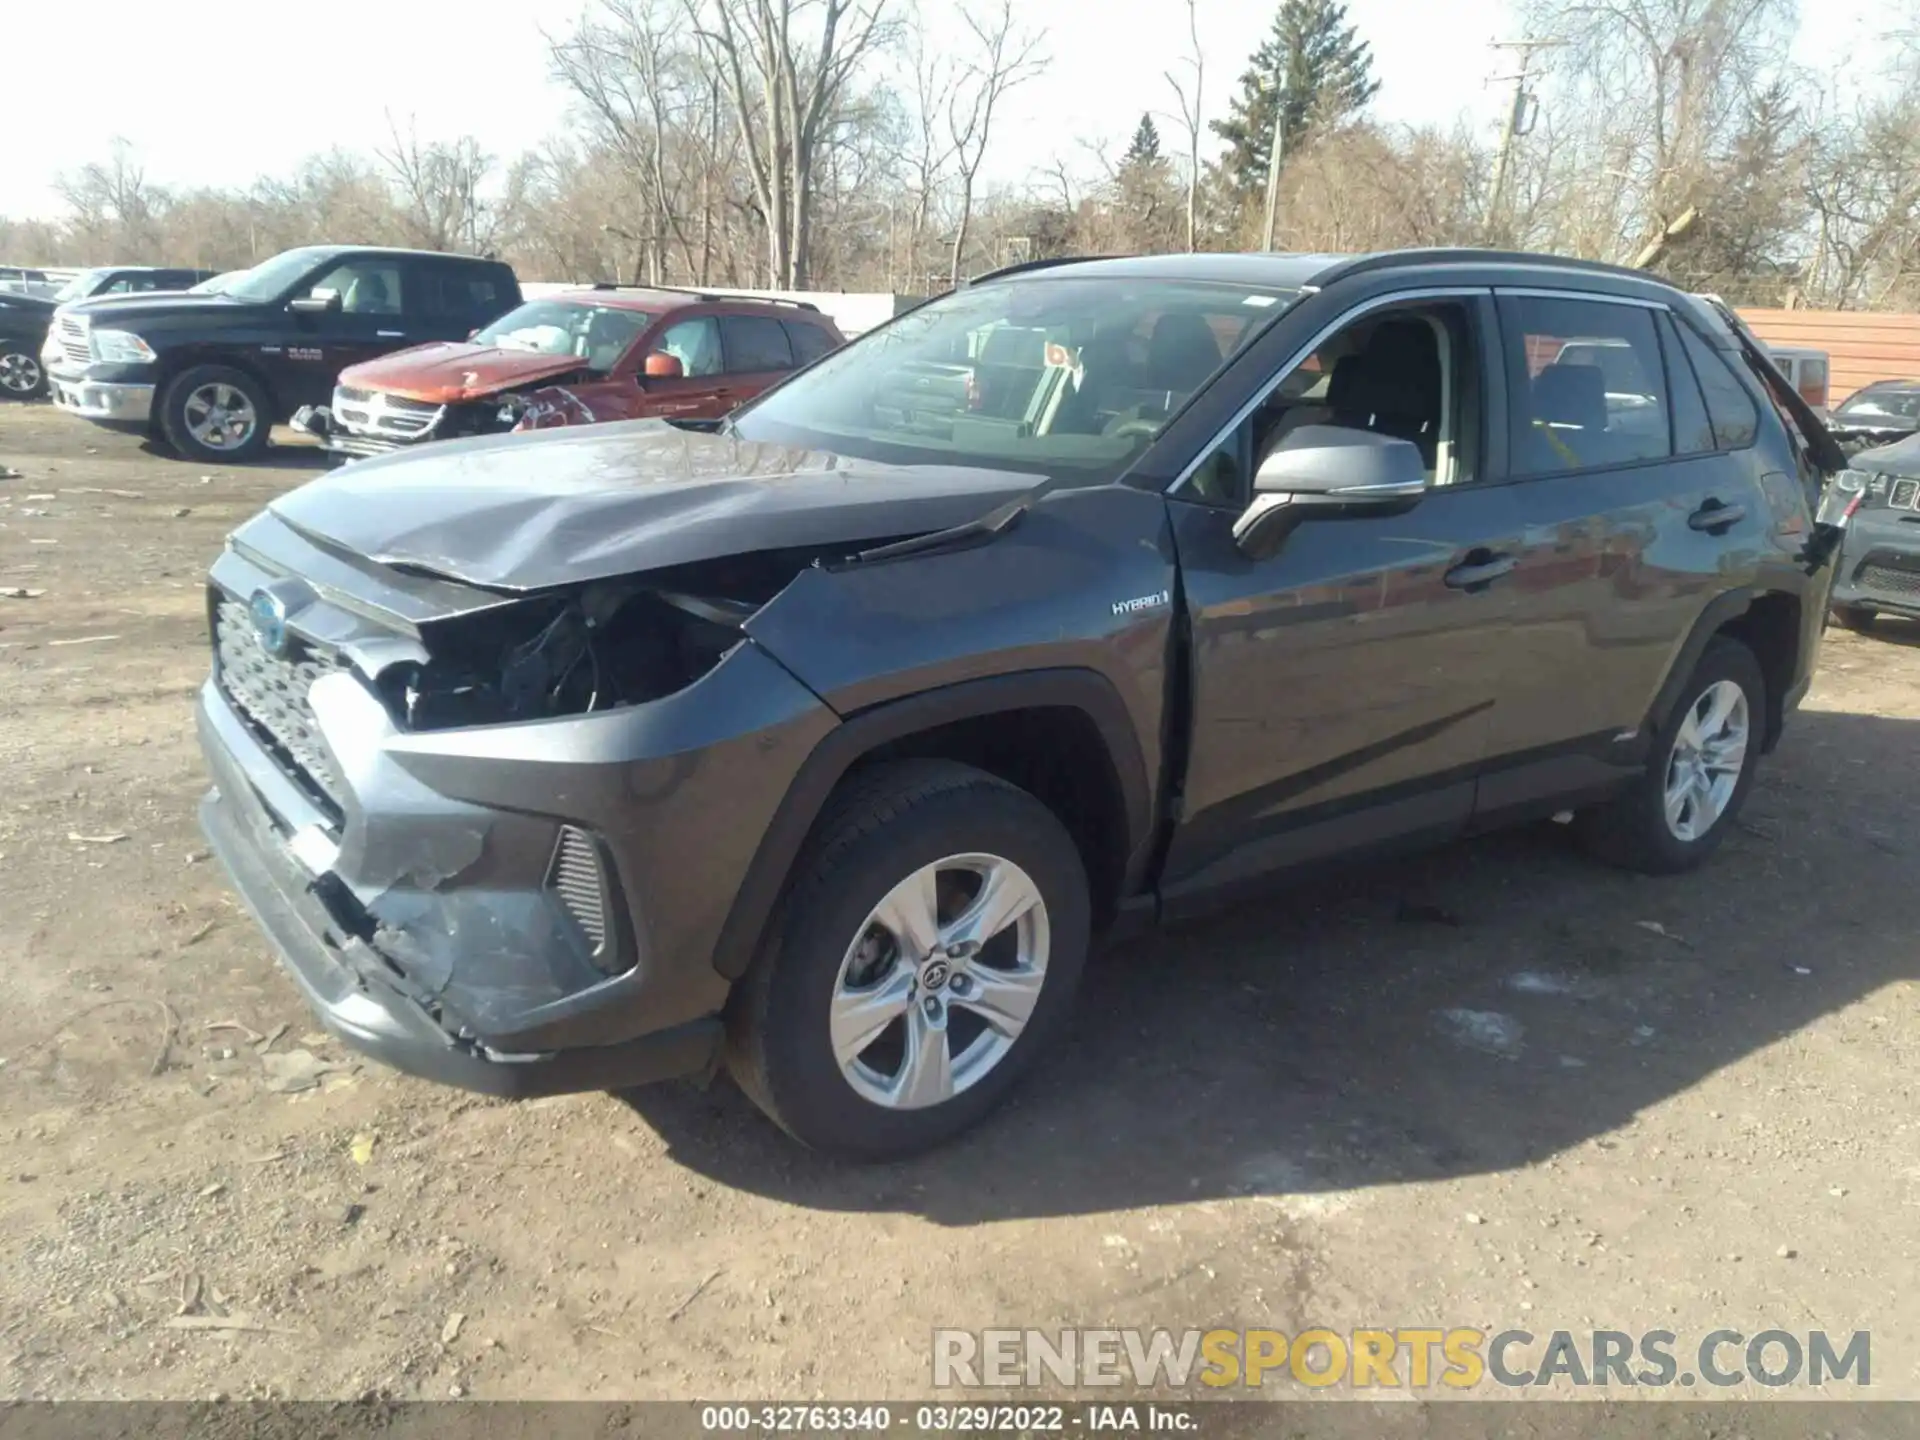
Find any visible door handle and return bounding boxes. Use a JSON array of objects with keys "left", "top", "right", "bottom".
[
  {"left": 1444, "top": 551, "right": 1517, "bottom": 591},
  {"left": 1688, "top": 498, "right": 1746, "bottom": 533}
]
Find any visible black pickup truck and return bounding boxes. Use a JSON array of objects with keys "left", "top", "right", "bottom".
[{"left": 45, "top": 246, "right": 520, "bottom": 461}]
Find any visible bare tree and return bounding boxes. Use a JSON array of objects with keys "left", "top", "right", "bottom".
[
  {"left": 1521, "top": 0, "right": 1796, "bottom": 268},
  {"left": 684, "top": 0, "right": 896, "bottom": 287},
  {"left": 1162, "top": 0, "right": 1204, "bottom": 251},
  {"left": 944, "top": 0, "right": 1048, "bottom": 283},
  {"left": 377, "top": 117, "right": 496, "bottom": 252}
]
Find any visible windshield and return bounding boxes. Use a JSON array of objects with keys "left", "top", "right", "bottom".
[
  {"left": 53, "top": 269, "right": 106, "bottom": 303},
  {"left": 1837, "top": 389, "right": 1920, "bottom": 423},
  {"left": 221, "top": 248, "right": 338, "bottom": 304},
  {"left": 472, "top": 300, "right": 653, "bottom": 372},
  {"left": 730, "top": 276, "right": 1297, "bottom": 479}
]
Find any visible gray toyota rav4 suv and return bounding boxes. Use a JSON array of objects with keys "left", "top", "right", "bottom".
[{"left": 197, "top": 250, "right": 1845, "bottom": 1158}]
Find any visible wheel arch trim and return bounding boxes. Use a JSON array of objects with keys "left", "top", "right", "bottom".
[
  {"left": 1648, "top": 586, "right": 1801, "bottom": 751},
  {"left": 709, "top": 666, "right": 1153, "bottom": 981}
]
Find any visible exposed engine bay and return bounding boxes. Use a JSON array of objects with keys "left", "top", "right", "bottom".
[{"left": 379, "top": 546, "right": 833, "bottom": 731}]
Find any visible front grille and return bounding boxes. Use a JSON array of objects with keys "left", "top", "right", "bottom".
[
  {"left": 546, "top": 825, "right": 610, "bottom": 960},
  {"left": 332, "top": 386, "right": 445, "bottom": 440},
  {"left": 1890, "top": 478, "right": 1920, "bottom": 511},
  {"left": 213, "top": 596, "right": 349, "bottom": 814},
  {"left": 1857, "top": 563, "right": 1920, "bottom": 599},
  {"left": 56, "top": 313, "right": 88, "bottom": 365}
]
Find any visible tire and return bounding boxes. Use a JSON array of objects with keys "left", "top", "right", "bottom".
[
  {"left": 159, "top": 365, "right": 271, "bottom": 463},
  {"left": 726, "top": 759, "right": 1092, "bottom": 1159},
  {"left": 0, "top": 344, "right": 45, "bottom": 400},
  {"left": 1577, "top": 636, "right": 1766, "bottom": 875},
  {"left": 1833, "top": 605, "right": 1877, "bottom": 634}
]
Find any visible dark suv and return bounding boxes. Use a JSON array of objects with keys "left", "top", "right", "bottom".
[
  {"left": 46, "top": 246, "right": 519, "bottom": 462},
  {"left": 195, "top": 250, "right": 1844, "bottom": 1158}
]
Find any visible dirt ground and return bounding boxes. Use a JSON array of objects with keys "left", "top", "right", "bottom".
[{"left": 1, "top": 398, "right": 1917, "bottom": 1405}]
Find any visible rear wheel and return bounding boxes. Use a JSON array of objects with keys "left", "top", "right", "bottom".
[
  {"left": 1577, "top": 636, "right": 1765, "bottom": 874},
  {"left": 160, "top": 365, "right": 271, "bottom": 462},
  {"left": 1833, "top": 605, "right": 1877, "bottom": 634},
  {"left": 0, "top": 345, "right": 44, "bottom": 400},
  {"left": 726, "top": 760, "right": 1091, "bottom": 1159}
]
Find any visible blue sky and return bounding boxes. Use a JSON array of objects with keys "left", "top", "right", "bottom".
[{"left": 0, "top": 0, "right": 1881, "bottom": 221}]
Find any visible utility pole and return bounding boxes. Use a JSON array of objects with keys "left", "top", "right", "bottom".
[
  {"left": 1485, "top": 38, "right": 1558, "bottom": 242},
  {"left": 1261, "top": 101, "right": 1286, "bottom": 252}
]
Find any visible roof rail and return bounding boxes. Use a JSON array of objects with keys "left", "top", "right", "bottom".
[
  {"left": 966, "top": 254, "right": 1127, "bottom": 286},
  {"left": 1312, "top": 247, "right": 1669, "bottom": 288},
  {"left": 586, "top": 281, "right": 819, "bottom": 312}
]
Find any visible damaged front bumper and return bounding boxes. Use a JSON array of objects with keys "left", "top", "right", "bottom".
[
  {"left": 193, "top": 526, "right": 839, "bottom": 1098},
  {"left": 1831, "top": 504, "right": 1920, "bottom": 619},
  {"left": 197, "top": 679, "right": 722, "bottom": 1094},
  {"left": 290, "top": 404, "right": 416, "bottom": 463}
]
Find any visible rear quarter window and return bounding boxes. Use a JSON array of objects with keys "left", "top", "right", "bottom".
[
  {"left": 784, "top": 320, "right": 838, "bottom": 365},
  {"left": 1674, "top": 321, "right": 1759, "bottom": 449}
]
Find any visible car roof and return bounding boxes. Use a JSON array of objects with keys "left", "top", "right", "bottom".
[
  {"left": 274, "top": 244, "right": 508, "bottom": 266},
  {"left": 544, "top": 286, "right": 828, "bottom": 318},
  {"left": 977, "top": 247, "right": 1705, "bottom": 301}
]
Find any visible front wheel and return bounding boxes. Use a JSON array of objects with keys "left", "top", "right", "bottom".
[
  {"left": 159, "top": 365, "right": 271, "bottom": 463},
  {"left": 0, "top": 345, "right": 44, "bottom": 400},
  {"left": 1577, "top": 636, "right": 1765, "bottom": 874},
  {"left": 726, "top": 760, "right": 1091, "bottom": 1159}
]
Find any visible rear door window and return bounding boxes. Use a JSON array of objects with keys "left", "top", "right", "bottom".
[
  {"left": 414, "top": 262, "right": 504, "bottom": 324},
  {"left": 1498, "top": 294, "right": 1671, "bottom": 475},
  {"left": 1673, "top": 321, "right": 1758, "bottom": 449},
  {"left": 721, "top": 315, "right": 794, "bottom": 372}
]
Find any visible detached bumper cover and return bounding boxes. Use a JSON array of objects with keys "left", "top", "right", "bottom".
[
  {"left": 48, "top": 363, "right": 153, "bottom": 423},
  {"left": 1832, "top": 507, "right": 1920, "bottom": 618}
]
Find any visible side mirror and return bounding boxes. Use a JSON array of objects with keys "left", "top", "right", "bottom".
[
  {"left": 644, "top": 351, "right": 684, "bottom": 379},
  {"left": 1234, "top": 425, "right": 1428, "bottom": 557},
  {"left": 289, "top": 290, "right": 342, "bottom": 315}
]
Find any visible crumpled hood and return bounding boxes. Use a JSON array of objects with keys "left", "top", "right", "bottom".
[
  {"left": 339, "top": 341, "right": 585, "bottom": 402},
  {"left": 1850, "top": 430, "right": 1920, "bottom": 474},
  {"left": 266, "top": 419, "right": 1039, "bottom": 591}
]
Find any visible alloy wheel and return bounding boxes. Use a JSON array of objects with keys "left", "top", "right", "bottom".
[
  {"left": 0, "top": 351, "right": 41, "bottom": 396},
  {"left": 1663, "top": 678, "right": 1750, "bottom": 842},
  {"left": 829, "top": 852, "right": 1050, "bottom": 1110},
  {"left": 183, "top": 381, "right": 258, "bottom": 450}
]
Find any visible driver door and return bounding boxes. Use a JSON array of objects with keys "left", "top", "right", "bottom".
[
  {"left": 279, "top": 258, "right": 409, "bottom": 408},
  {"left": 1161, "top": 292, "right": 1524, "bottom": 909}
]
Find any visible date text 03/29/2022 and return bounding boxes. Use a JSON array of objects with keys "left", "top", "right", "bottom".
[{"left": 700, "top": 1404, "right": 1192, "bottom": 1432}]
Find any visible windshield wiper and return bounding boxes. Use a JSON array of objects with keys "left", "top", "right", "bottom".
[{"left": 831, "top": 495, "right": 1030, "bottom": 569}]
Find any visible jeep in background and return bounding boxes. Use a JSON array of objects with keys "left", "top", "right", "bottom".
[
  {"left": 195, "top": 249, "right": 1844, "bottom": 1159},
  {"left": 45, "top": 245, "right": 520, "bottom": 462},
  {"left": 291, "top": 285, "right": 844, "bottom": 462}
]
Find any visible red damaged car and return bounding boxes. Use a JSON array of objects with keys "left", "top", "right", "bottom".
[{"left": 292, "top": 285, "right": 845, "bottom": 461}]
